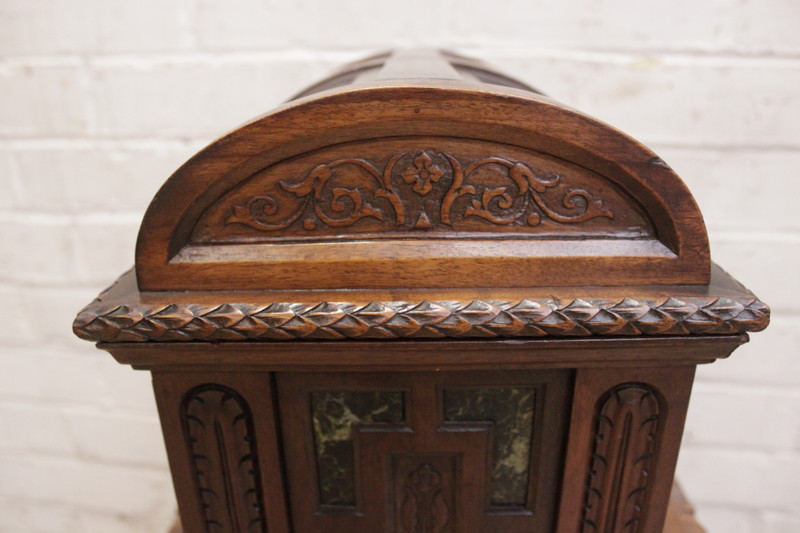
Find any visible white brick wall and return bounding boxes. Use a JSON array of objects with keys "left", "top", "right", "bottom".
[{"left": 1, "top": 2, "right": 797, "bottom": 531}]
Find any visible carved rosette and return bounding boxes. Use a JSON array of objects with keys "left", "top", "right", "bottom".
[
  {"left": 182, "top": 385, "right": 266, "bottom": 533},
  {"left": 582, "top": 384, "right": 661, "bottom": 533},
  {"left": 225, "top": 151, "right": 614, "bottom": 233}
]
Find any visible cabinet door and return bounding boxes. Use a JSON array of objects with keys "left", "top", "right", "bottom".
[{"left": 277, "top": 370, "right": 571, "bottom": 533}]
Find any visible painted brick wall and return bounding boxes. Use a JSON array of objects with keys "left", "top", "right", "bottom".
[{"left": 1, "top": 1, "right": 797, "bottom": 531}]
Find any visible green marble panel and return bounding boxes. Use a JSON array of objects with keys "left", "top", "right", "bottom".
[
  {"left": 443, "top": 387, "right": 536, "bottom": 506},
  {"left": 311, "top": 391, "right": 404, "bottom": 506}
]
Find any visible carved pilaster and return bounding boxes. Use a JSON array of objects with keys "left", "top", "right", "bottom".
[
  {"left": 182, "top": 385, "right": 266, "bottom": 533},
  {"left": 582, "top": 384, "right": 661, "bottom": 533}
]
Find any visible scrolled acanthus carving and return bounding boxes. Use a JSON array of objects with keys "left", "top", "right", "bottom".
[
  {"left": 582, "top": 384, "right": 661, "bottom": 533},
  {"left": 182, "top": 385, "right": 266, "bottom": 533},
  {"left": 226, "top": 151, "right": 614, "bottom": 232}
]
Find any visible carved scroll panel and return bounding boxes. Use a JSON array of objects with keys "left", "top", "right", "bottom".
[{"left": 192, "top": 138, "right": 653, "bottom": 243}]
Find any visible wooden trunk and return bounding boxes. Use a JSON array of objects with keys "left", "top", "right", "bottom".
[{"left": 73, "top": 49, "right": 769, "bottom": 533}]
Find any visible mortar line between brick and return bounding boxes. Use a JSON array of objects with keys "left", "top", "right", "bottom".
[
  {"left": 691, "top": 381, "right": 800, "bottom": 396},
  {"left": 0, "top": 396, "right": 160, "bottom": 419},
  {"left": 2, "top": 137, "right": 799, "bottom": 153},
  {"left": 2, "top": 48, "right": 800, "bottom": 66},
  {"left": 680, "top": 441, "right": 800, "bottom": 456},
  {"left": 0, "top": 397, "right": 163, "bottom": 421}
]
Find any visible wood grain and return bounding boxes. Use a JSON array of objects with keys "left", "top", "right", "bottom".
[
  {"left": 74, "top": 50, "right": 767, "bottom": 533},
  {"left": 195, "top": 140, "right": 641, "bottom": 241},
  {"left": 166, "top": 481, "right": 707, "bottom": 533},
  {"left": 557, "top": 366, "right": 696, "bottom": 533},
  {"left": 276, "top": 370, "right": 568, "bottom": 533},
  {"left": 153, "top": 372, "right": 290, "bottom": 533},
  {"left": 74, "top": 268, "right": 768, "bottom": 344},
  {"left": 181, "top": 385, "right": 266, "bottom": 533},
  {"left": 582, "top": 384, "right": 661, "bottom": 532},
  {"left": 133, "top": 50, "right": 711, "bottom": 290}
]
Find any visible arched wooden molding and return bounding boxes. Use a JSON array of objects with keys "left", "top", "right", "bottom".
[{"left": 134, "top": 49, "right": 709, "bottom": 291}]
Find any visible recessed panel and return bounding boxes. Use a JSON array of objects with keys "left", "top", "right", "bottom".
[
  {"left": 311, "top": 391, "right": 404, "bottom": 507},
  {"left": 192, "top": 138, "right": 653, "bottom": 244},
  {"left": 443, "top": 387, "right": 536, "bottom": 507},
  {"left": 277, "top": 371, "right": 570, "bottom": 533}
]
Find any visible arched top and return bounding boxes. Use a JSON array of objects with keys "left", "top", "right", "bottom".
[{"left": 135, "top": 50, "right": 709, "bottom": 291}]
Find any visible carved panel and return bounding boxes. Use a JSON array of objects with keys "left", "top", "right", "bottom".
[
  {"left": 278, "top": 371, "right": 569, "bottom": 533},
  {"left": 443, "top": 388, "right": 536, "bottom": 507},
  {"left": 582, "top": 384, "right": 661, "bottom": 533},
  {"left": 182, "top": 385, "right": 266, "bottom": 533},
  {"left": 192, "top": 138, "right": 653, "bottom": 243},
  {"left": 311, "top": 391, "right": 405, "bottom": 507},
  {"left": 394, "top": 457, "right": 456, "bottom": 533}
]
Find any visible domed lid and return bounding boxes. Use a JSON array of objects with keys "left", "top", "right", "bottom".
[
  {"left": 74, "top": 50, "right": 769, "bottom": 344},
  {"left": 134, "top": 49, "right": 709, "bottom": 291}
]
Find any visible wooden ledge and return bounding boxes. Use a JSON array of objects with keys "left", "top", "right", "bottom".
[
  {"left": 167, "top": 482, "right": 706, "bottom": 533},
  {"left": 74, "top": 266, "right": 768, "bottom": 344}
]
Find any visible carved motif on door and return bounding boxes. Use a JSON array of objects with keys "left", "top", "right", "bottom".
[{"left": 396, "top": 459, "right": 454, "bottom": 533}]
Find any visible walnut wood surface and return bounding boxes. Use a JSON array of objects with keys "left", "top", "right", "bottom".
[
  {"left": 194, "top": 139, "right": 646, "bottom": 242},
  {"left": 134, "top": 49, "right": 710, "bottom": 290},
  {"left": 181, "top": 386, "right": 266, "bottom": 532},
  {"left": 166, "top": 482, "right": 707, "bottom": 533},
  {"left": 74, "top": 265, "right": 768, "bottom": 344},
  {"left": 153, "top": 372, "right": 290, "bottom": 533},
  {"left": 557, "top": 366, "right": 696, "bottom": 533},
  {"left": 76, "top": 50, "right": 766, "bottom": 533},
  {"left": 277, "top": 370, "right": 568, "bottom": 533},
  {"left": 104, "top": 335, "right": 745, "bottom": 372},
  {"left": 582, "top": 384, "right": 661, "bottom": 531}
]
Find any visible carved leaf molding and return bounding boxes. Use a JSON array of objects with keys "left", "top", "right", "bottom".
[
  {"left": 182, "top": 385, "right": 266, "bottom": 533},
  {"left": 225, "top": 151, "right": 614, "bottom": 232},
  {"left": 582, "top": 384, "right": 661, "bottom": 533},
  {"left": 74, "top": 295, "right": 769, "bottom": 342}
]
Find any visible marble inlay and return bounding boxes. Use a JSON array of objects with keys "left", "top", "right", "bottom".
[
  {"left": 311, "top": 391, "right": 404, "bottom": 506},
  {"left": 443, "top": 387, "right": 536, "bottom": 506}
]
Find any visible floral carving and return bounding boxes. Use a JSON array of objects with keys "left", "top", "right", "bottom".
[
  {"left": 402, "top": 152, "right": 444, "bottom": 196},
  {"left": 226, "top": 151, "right": 614, "bottom": 233},
  {"left": 229, "top": 160, "right": 393, "bottom": 230}
]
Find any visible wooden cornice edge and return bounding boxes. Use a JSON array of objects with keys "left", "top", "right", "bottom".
[{"left": 73, "top": 294, "right": 769, "bottom": 343}]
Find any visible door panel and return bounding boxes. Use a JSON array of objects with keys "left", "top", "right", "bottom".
[{"left": 277, "top": 370, "right": 571, "bottom": 533}]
